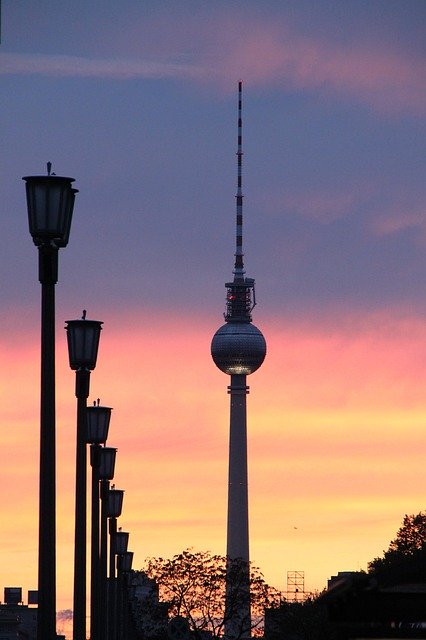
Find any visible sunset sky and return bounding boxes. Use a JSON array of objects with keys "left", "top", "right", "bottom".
[{"left": 0, "top": 0, "right": 426, "bottom": 632}]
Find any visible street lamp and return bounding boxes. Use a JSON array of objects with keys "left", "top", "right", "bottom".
[
  {"left": 99, "top": 446, "right": 117, "bottom": 481},
  {"left": 23, "top": 163, "right": 77, "bottom": 640},
  {"left": 107, "top": 490, "right": 125, "bottom": 587},
  {"left": 87, "top": 402, "right": 112, "bottom": 640},
  {"left": 108, "top": 499, "right": 125, "bottom": 640},
  {"left": 114, "top": 527, "right": 130, "bottom": 640},
  {"left": 113, "top": 529, "right": 129, "bottom": 556},
  {"left": 107, "top": 489, "right": 124, "bottom": 520},
  {"left": 87, "top": 401, "right": 112, "bottom": 444},
  {"left": 117, "top": 551, "right": 134, "bottom": 640},
  {"left": 65, "top": 313, "right": 103, "bottom": 640},
  {"left": 99, "top": 446, "right": 117, "bottom": 640}
]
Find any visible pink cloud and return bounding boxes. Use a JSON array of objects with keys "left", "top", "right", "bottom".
[
  {"left": 215, "top": 26, "right": 425, "bottom": 114},
  {"left": 256, "top": 181, "right": 426, "bottom": 240},
  {"left": 370, "top": 197, "right": 426, "bottom": 236},
  {"left": 262, "top": 187, "right": 364, "bottom": 223},
  {"left": 98, "top": 8, "right": 425, "bottom": 115},
  {"left": 1, "top": 11, "right": 424, "bottom": 115},
  {"left": 257, "top": 309, "right": 426, "bottom": 413},
  {"left": 286, "top": 42, "right": 425, "bottom": 114}
]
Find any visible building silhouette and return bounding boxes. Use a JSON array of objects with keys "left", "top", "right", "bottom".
[
  {"left": 128, "top": 571, "right": 170, "bottom": 640},
  {"left": 211, "top": 81, "right": 266, "bottom": 638},
  {"left": 0, "top": 588, "right": 38, "bottom": 640}
]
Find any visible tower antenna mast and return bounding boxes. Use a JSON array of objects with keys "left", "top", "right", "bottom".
[
  {"left": 234, "top": 80, "right": 245, "bottom": 280},
  {"left": 224, "top": 81, "right": 256, "bottom": 323}
]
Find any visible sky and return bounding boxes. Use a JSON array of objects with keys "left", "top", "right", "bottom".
[{"left": 0, "top": 0, "right": 426, "bottom": 634}]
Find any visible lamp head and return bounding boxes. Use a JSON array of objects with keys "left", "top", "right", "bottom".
[
  {"left": 99, "top": 446, "right": 117, "bottom": 480},
  {"left": 107, "top": 488, "right": 124, "bottom": 518},
  {"left": 118, "top": 551, "right": 133, "bottom": 573},
  {"left": 86, "top": 401, "right": 112, "bottom": 444},
  {"left": 23, "top": 164, "right": 77, "bottom": 247},
  {"left": 114, "top": 530, "right": 129, "bottom": 555},
  {"left": 65, "top": 311, "right": 103, "bottom": 371}
]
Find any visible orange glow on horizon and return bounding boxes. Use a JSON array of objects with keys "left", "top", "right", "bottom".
[{"left": 1, "top": 308, "right": 426, "bottom": 609}]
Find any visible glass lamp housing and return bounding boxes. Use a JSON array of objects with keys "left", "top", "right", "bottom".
[
  {"left": 118, "top": 551, "right": 133, "bottom": 572},
  {"left": 86, "top": 404, "right": 112, "bottom": 444},
  {"left": 114, "top": 531, "right": 129, "bottom": 555},
  {"left": 107, "top": 488, "right": 124, "bottom": 518},
  {"left": 23, "top": 174, "right": 77, "bottom": 247},
  {"left": 99, "top": 447, "right": 117, "bottom": 480},
  {"left": 65, "top": 317, "right": 103, "bottom": 370},
  {"left": 55, "top": 188, "right": 78, "bottom": 248}
]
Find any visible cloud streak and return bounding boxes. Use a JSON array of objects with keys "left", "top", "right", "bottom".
[
  {"left": 207, "top": 13, "right": 426, "bottom": 114},
  {"left": 0, "top": 52, "right": 204, "bottom": 80},
  {"left": 370, "top": 197, "right": 426, "bottom": 237},
  {"left": 1, "top": 12, "right": 424, "bottom": 116},
  {"left": 263, "top": 187, "right": 365, "bottom": 223}
]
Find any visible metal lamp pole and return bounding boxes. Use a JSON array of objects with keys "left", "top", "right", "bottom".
[
  {"left": 117, "top": 551, "right": 134, "bottom": 640},
  {"left": 65, "top": 314, "right": 103, "bottom": 640},
  {"left": 107, "top": 489, "right": 125, "bottom": 640},
  {"left": 114, "top": 534, "right": 129, "bottom": 640},
  {"left": 87, "top": 402, "right": 113, "bottom": 640},
  {"left": 23, "top": 164, "right": 77, "bottom": 640},
  {"left": 99, "top": 446, "right": 117, "bottom": 640}
]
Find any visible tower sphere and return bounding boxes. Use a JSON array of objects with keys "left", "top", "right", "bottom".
[{"left": 211, "top": 322, "right": 266, "bottom": 375}]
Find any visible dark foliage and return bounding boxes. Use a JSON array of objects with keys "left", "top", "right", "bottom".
[
  {"left": 368, "top": 512, "right": 426, "bottom": 585},
  {"left": 264, "top": 598, "right": 328, "bottom": 640},
  {"left": 142, "top": 549, "right": 280, "bottom": 639}
]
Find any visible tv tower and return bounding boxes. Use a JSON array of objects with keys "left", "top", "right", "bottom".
[{"left": 211, "top": 81, "right": 266, "bottom": 637}]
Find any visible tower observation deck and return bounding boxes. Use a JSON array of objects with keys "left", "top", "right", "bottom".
[{"left": 211, "top": 81, "right": 266, "bottom": 639}]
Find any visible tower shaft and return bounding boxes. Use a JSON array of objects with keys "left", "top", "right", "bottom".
[
  {"left": 225, "top": 374, "right": 251, "bottom": 638},
  {"left": 226, "top": 374, "right": 249, "bottom": 563}
]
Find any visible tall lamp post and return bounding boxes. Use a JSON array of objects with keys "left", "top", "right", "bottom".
[
  {"left": 66, "top": 314, "right": 103, "bottom": 640},
  {"left": 107, "top": 489, "right": 125, "bottom": 640},
  {"left": 99, "top": 446, "right": 117, "bottom": 640},
  {"left": 23, "top": 164, "right": 77, "bottom": 640},
  {"left": 117, "top": 551, "right": 134, "bottom": 640},
  {"left": 114, "top": 534, "right": 129, "bottom": 640},
  {"left": 87, "top": 402, "right": 112, "bottom": 640}
]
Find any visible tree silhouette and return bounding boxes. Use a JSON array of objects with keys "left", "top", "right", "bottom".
[
  {"left": 388, "top": 512, "right": 426, "bottom": 554},
  {"left": 141, "top": 549, "right": 280, "bottom": 639},
  {"left": 368, "top": 511, "right": 426, "bottom": 583}
]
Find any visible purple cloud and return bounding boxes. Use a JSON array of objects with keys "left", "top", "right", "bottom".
[{"left": 1, "top": 12, "right": 424, "bottom": 116}]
